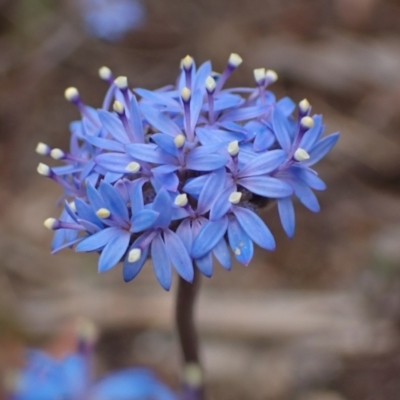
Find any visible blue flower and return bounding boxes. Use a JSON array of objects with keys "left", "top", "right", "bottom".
[
  {"left": 12, "top": 349, "right": 176, "bottom": 400},
  {"left": 38, "top": 55, "right": 339, "bottom": 289},
  {"left": 80, "top": 0, "right": 146, "bottom": 42}
]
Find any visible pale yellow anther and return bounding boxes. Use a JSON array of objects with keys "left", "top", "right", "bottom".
[
  {"left": 205, "top": 76, "right": 216, "bottom": 92},
  {"left": 99, "top": 66, "right": 112, "bottom": 80},
  {"left": 181, "top": 87, "right": 191, "bottom": 102},
  {"left": 174, "top": 134, "right": 185, "bottom": 148},
  {"left": 50, "top": 148, "right": 65, "bottom": 160},
  {"left": 174, "top": 193, "right": 188, "bottom": 207},
  {"left": 126, "top": 161, "right": 140, "bottom": 173},
  {"left": 300, "top": 116, "right": 314, "bottom": 129},
  {"left": 182, "top": 55, "right": 194, "bottom": 70},
  {"left": 229, "top": 192, "right": 242, "bottom": 204},
  {"left": 35, "top": 142, "right": 50, "bottom": 155},
  {"left": 113, "top": 100, "right": 124, "bottom": 114},
  {"left": 64, "top": 87, "right": 79, "bottom": 102},
  {"left": 183, "top": 363, "right": 203, "bottom": 388},
  {"left": 253, "top": 68, "right": 266, "bottom": 84},
  {"left": 227, "top": 140, "right": 239, "bottom": 156},
  {"left": 128, "top": 248, "right": 142, "bottom": 263},
  {"left": 69, "top": 201, "right": 76, "bottom": 212},
  {"left": 96, "top": 208, "right": 111, "bottom": 219},
  {"left": 299, "top": 98, "right": 310, "bottom": 113},
  {"left": 114, "top": 76, "right": 128, "bottom": 89},
  {"left": 294, "top": 148, "right": 310, "bottom": 161},
  {"left": 265, "top": 69, "right": 278, "bottom": 83},
  {"left": 44, "top": 218, "right": 57, "bottom": 230},
  {"left": 76, "top": 317, "right": 98, "bottom": 344},
  {"left": 228, "top": 53, "right": 243, "bottom": 67},
  {"left": 37, "top": 163, "right": 51, "bottom": 176}
]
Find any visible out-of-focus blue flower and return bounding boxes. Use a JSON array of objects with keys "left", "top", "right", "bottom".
[
  {"left": 81, "top": 0, "right": 146, "bottom": 42},
  {"left": 37, "top": 54, "right": 339, "bottom": 290},
  {"left": 12, "top": 349, "right": 177, "bottom": 400}
]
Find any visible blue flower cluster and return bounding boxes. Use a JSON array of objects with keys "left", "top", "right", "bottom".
[
  {"left": 37, "top": 54, "right": 339, "bottom": 290},
  {"left": 10, "top": 346, "right": 176, "bottom": 400}
]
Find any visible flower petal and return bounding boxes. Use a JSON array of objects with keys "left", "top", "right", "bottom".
[
  {"left": 151, "top": 233, "right": 172, "bottom": 290},
  {"left": 197, "top": 168, "right": 226, "bottom": 215},
  {"left": 239, "top": 176, "right": 293, "bottom": 198},
  {"left": 76, "top": 227, "right": 121, "bottom": 252},
  {"left": 140, "top": 104, "right": 182, "bottom": 137},
  {"left": 277, "top": 197, "right": 295, "bottom": 238},
  {"left": 131, "top": 209, "right": 159, "bottom": 233},
  {"left": 95, "top": 153, "right": 135, "bottom": 174},
  {"left": 126, "top": 143, "right": 177, "bottom": 165},
  {"left": 129, "top": 95, "right": 144, "bottom": 143},
  {"left": 227, "top": 217, "right": 253, "bottom": 265},
  {"left": 152, "top": 188, "right": 172, "bottom": 228},
  {"left": 232, "top": 207, "right": 275, "bottom": 250},
  {"left": 272, "top": 107, "right": 292, "bottom": 153},
  {"left": 98, "top": 110, "right": 129, "bottom": 144},
  {"left": 98, "top": 181, "right": 129, "bottom": 221},
  {"left": 213, "top": 238, "right": 231, "bottom": 270},
  {"left": 238, "top": 149, "right": 286, "bottom": 178},
  {"left": 305, "top": 133, "right": 340, "bottom": 167},
  {"left": 123, "top": 240, "right": 149, "bottom": 282}
]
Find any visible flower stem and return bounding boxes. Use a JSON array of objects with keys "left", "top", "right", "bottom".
[{"left": 176, "top": 268, "right": 204, "bottom": 400}]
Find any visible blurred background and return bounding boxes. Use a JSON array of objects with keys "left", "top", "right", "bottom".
[{"left": 1, "top": 0, "right": 400, "bottom": 399}]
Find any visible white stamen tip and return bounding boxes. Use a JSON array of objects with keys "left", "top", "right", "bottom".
[
  {"left": 205, "top": 76, "right": 216, "bottom": 92},
  {"left": 227, "top": 140, "right": 239, "bottom": 156},
  {"left": 114, "top": 76, "right": 128, "bottom": 89},
  {"left": 50, "top": 148, "right": 65, "bottom": 160},
  {"left": 229, "top": 191, "right": 242, "bottom": 204},
  {"left": 183, "top": 363, "right": 203, "bottom": 387},
  {"left": 182, "top": 55, "right": 194, "bottom": 70},
  {"left": 294, "top": 148, "right": 310, "bottom": 161},
  {"left": 64, "top": 87, "right": 79, "bottom": 102},
  {"left": 37, "top": 163, "right": 51, "bottom": 176},
  {"left": 35, "top": 142, "right": 50, "bottom": 155},
  {"left": 96, "top": 208, "right": 111, "bottom": 219},
  {"left": 174, "top": 134, "right": 185, "bottom": 148},
  {"left": 128, "top": 248, "right": 142, "bottom": 263},
  {"left": 300, "top": 116, "right": 314, "bottom": 129},
  {"left": 126, "top": 161, "right": 140, "bottom": 173},
  {"left": 299, "top": 98, "right": 310, "bottom": 113},
  {"left": 174, "top": 193, "right": 188, "bottom": 207},
  {"left": 181, "top": 87, "right": 191, "bottom": 102},
  {"left": 265, "top": 69, "right": 278, "bottom": 83},
  {"left": 113, "top": 100, "right": 124, "bottom": 114},
  {"left": 228, "top": 53, "right": 243, "bottom": 68},
  {"left": 253, "top": 68, "right": 266, "bottom": 84},
  {"left": 44, "top": 218, "right": 57, "bottom": 230},
  {"left": 69, "top": 201, "right": 76, "bottom": 212},
  {"left": 99, "top": 66, "right": 112, "bottom": 80}
]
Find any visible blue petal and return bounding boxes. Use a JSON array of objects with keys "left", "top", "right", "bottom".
[
  {"left": 61, "top": 355, "right": 87, "bottom": 399},
  {"left": 95, "top": 153, "right": 135, "bottom": 174},
  {"left": 191, "top": 216, "right": 228, "bottom": 259},
  {"left": 299, "top": 115, "right": 323, "bottom": 151},
  {"left": 193, "top": 60, "right": 212, "bottom": 92},
  {"left": 98, "top": 230, "right": 130, "bottom": 272},
  {"left": 239, "top": 176, "right": 293, "bottom": 198},
  {"left": 86, "top": 182, "right": 105, "bottom": 211},
  {"left": 195, "top": 252, "right": 213, "bottom": 277},
  {"left": 126, "top": 143, "right": 177, "bottom": 165},
  {"left": 232, "top": 207, "right": 275, "bottom": 250},
  {"left": 277, "top": 197, "right": 295, "bottom": 238},
  {"left": 238, "top": 149, "right": 286, "bottom": 178},
  {"left": 197, "top": 168, "right": 226, "bottom": 215},
  {"left": 131, "top": 209, "right": 159, "bottom": 232},
  {"left": 151, "top": 133, "right": 179, "bottom": 157},
  {"left": 293, "top": 182, "right": 320, "bottom": 212},
  {"left": 276, "top": 96, "right": 296, "bottom": 116},
  {"left": 140, "top": 104, "right": 182, "bottom": 137},
  {"left": 253, "top": 126, "right": 275, "bottom": 152},
  {"left": 186, "top": 146, "right": 227, "bottom": 171},
  {"left": 129, "top": 95, "right": 144, "bottom": 143},
  {"left": 135, "top": 88, "right": 180, "bottom": 110},
  {"left": 163, "top": 229, "right": 194, "bottom": 282},
  {"left": 123, "top": 239, "right": 149, "bottom": 282},
  {"left": 98, "top": 110, "right": 129, "bottom": 144},
  {"left": 75, "top": 198, "right": 102, "bottom": 227},
  {"left": 84, "top": 134, "right": 125, "bottom": 152},
  {"left": 183, "top": 174, "right": 208, "bottom": 198},
  {"left": 220, "top": 105, "right": 268, "bottom": 122},
  {"left": 272, "top": 107, "right": 293, "bottom": 153},
  {"left": 151, "top": 233, "right": 172, "bottom": 290},
  {"left": 190, "top": 89, "right": 203, "bottom": 130},
  {"left": 129, "top": 178, "right": 146, "bottom": 212},
  {"left": 99, "top": 181, "right": 129, "bottom": 221},
  {"left": 77, "top": 218, "right": 101, "bottom": 234},
  {"left": 295, "top": 167, "right": 326, "bottom": 190},
  {"left": 209, "top": 185, "right": 234, "bottom": 221},
  {"left": 305, "top": 133, "right": 340, "bottom": 167},
  {"left": 213, "top": 238, "right": 231, "bottom": 270},
  {"left": 152, "top": 188, "right": 172, "bottom": 228},
  {"left": 63, "top": 201, "right": 78, "bottom": 222},
  {"left": 227, "top": 217, "right": 253, "bottom": 265},
  {"left": 104, "top": 172, "right": 124, "bottom": 183},
  {"left": 76, "top": 227, "right": 121, "bottom": 252},
  {"left": 176, "top": 219, "right": 193, "bottom": 253}
]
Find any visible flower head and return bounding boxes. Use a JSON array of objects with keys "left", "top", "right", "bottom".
[{"left": 38, "top": 55, "right": 339, "bottom": 289}]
